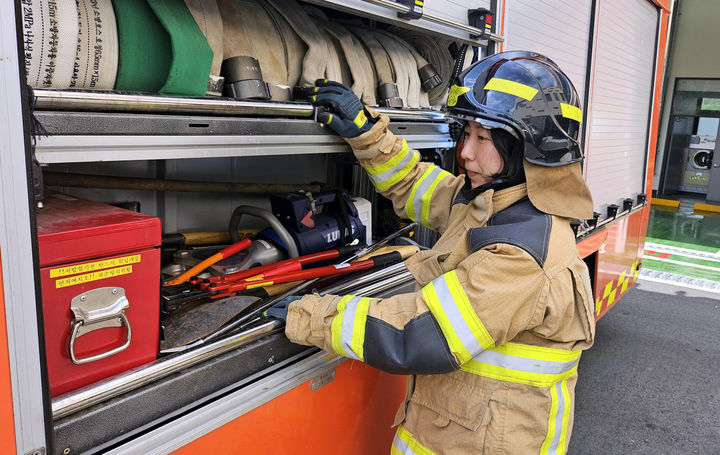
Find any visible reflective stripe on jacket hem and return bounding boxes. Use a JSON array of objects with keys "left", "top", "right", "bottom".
[
  {"left": 421, "top": 271, "right": 495, "bottom": 364},
  {"left": 363, "top": 140, "right": 419, "bottom": 191},
  {"left": 330, "top": 295, "right": 372, "bottom": 360},
  {"left": 404, "top": 165, "right": 452, "bottom": 228},
  {"left": 391, "top": 425, "right": 436, "bottom": 455},
  {"left": 461, "top": 342, "right": 581, "bottom": 387}
]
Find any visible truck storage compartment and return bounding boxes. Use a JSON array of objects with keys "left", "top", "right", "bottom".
[{"left": 15, "top": 0, "right": 502, "bottom": 453}]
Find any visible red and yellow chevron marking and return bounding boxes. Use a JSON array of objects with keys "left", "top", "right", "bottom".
[{"left": 595, "top": 260, "right": 641, "bottom": 317}]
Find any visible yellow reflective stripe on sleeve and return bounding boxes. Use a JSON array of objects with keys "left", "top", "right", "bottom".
[
  {"left": 461, "top": 342, "right": 581, "bottom": 387},
  {"left": 392, "top": 425, "right": 437, "bottom": 455},
  {"left": 403, "top": 166, "right": 452, "bottom": 228},
  {"left": 447, "top": 84, "right": 471, "bottom": 107},
  {"left": 330, "top": 295, "right": 370, "bottom": 361},
  {"left": 330, "top": 295, "right": 353, "bottom": 358},
  {"left": 350, "top": 297, "right": 371, "bottom": 360},
  {"left": 353, "top": 110, "right": 368, "bottom": 128},
  {"left": 421, "top": 169, "right": 451, "bottom": 227},
  {"left": 364, "top": 139, "right": 411, "bottom": 175},
  {"left": 421, "top": 271, "right": 494, "bottom": 364},
  {"left": 560, "top": 103, "right": 582, "bottom": 123},
  {"left": 540, "top": 379, "right": 571, "bottom": 455},
  {"left": 363, "top": 140, "right": 419, "bottom": 191},
  {"left": 484, "top": 77, "right": 538, "bottom": 101}
]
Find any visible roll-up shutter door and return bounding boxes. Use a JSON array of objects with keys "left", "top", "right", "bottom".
[
  {"left": 502, "top": 0, "right": 593, "bottom": 106},
  {"left": 585, "top": 0, "right": 658, "bottom": 213}
]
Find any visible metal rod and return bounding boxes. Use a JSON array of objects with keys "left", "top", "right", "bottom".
[
  {"left": 51, "top": 320, "right": 280, "bottom": 419},
  {"left": 43, "top": 171, "right": 323, "bottom": 194},
  {"left": 319, "top": 262, "right": 408, "bottom": 295},
  {"left": 31, "top": 90, "right": 447, "bottom": 121},
  {"left": 358, "top": 0, "right": 504, "bottom": 43},
  {"left": 348, "top": 270, "right": 415, "bottom": 295}
]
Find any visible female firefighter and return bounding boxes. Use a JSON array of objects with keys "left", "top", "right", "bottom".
[{"left": 267, "top": 51, "right": 597, "bottom": 454}]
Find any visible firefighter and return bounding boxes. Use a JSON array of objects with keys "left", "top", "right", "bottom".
[{"left": 267, "top": 51, "right": 596, "bottom": 454}]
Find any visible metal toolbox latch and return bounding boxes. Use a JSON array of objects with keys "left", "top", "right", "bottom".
[{"left": 69, "top": 287, "right": 132, "bottom": 365}]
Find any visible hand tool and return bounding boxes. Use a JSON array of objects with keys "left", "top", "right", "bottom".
[
  {"left": 226, "top": 223, "right": 417, "bottom": 332},
  {"left": 166, "top": 223, "right": 417, "bottom": 351},
  {"left": 191, "top": 245, "right": 362, "bottom": 288},
  {"left": 206, "top": 249, "right": 413, "bottom": 299},
  {"left": 163, "top": 246, "right": 361, "bottom": 312},
  {"left": 160, "top": 295, "right": 261, "bottom": 350},
  {"left": 165, "top": 238, "right": 251, "bottom": 286}
]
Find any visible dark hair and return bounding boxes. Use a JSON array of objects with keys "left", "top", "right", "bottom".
[{"left": 490, "top": 128, "right": 526, "bottom": 184}]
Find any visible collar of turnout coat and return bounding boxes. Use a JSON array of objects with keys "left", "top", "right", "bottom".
[{"left": 457, "top": 162, "right": 594, "bottom": 221}]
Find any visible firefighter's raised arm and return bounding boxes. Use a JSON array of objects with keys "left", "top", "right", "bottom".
[{"left": 307, "top": 79, "right": 464, "bottom": 233}]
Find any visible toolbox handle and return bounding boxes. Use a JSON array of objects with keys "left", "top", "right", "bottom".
[{"left": 68, "top": 287, "right": 133, "bottom": 365}]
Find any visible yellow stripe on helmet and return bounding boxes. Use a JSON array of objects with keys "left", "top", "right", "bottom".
[
  {"left": 560, "top": 103, "right": 582, "bottom": 123},
  {"left": 484, "top": 77, "right": 538, "bottom": 101},
  {"left": 447, "top": 85, "right": 471, "bottom": 107}
]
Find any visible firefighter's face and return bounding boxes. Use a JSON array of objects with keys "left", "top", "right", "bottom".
[{"left": 460, "top": 122, "right": 504, "bottom": 188}]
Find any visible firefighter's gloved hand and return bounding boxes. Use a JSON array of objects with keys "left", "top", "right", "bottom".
[
  {"left": 309, "top": 79, "right": 375, "bottom": 138},
  {"left": 263, "top": 295, "right": 303, "bottom": 321}
]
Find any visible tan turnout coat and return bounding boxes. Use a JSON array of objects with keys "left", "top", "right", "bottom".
[{"left": 285, "top": 111, "right": 596, "bottom": 454}]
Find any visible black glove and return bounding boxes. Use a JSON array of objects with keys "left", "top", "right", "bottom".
[
  {"left": 309, "top": 79, "right": 375, "bottom": 138},
  {"left": 263, "top": 295, "right": 303, "bottom": 321}
]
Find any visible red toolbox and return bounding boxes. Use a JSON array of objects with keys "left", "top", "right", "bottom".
[{"left": 36, "top": 193, "right": 161, "bottom": 397}]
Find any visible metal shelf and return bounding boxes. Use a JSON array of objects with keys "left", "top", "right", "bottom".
[
  {"left": 307, "top": 0, "right": 503, "bottom": 46},
  {"left": 32, "top": 95, "right": 453, "bottom": 164}
]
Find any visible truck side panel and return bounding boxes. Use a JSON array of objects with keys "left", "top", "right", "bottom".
[
  {"left": 172, "top": 361, "right": 406, "bottom": 455},
  {"left": 0, "top": 254, "right": 18, "bottom": 454}
]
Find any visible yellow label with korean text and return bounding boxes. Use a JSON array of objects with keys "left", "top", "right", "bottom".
[
  {"left": 55, "top": 266, "right": 134, "bottom": 289},
  {"left": 50, "top": 254, "right": 141, "bottom": 278}
]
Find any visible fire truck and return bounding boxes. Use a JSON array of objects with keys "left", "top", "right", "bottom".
[{"left": 0, "top": 0, "right": 670, "bottom": 453}]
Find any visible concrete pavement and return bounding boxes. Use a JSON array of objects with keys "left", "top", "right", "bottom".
[{"left": 569, "top": 279, "right": 720, "bottom": 454}]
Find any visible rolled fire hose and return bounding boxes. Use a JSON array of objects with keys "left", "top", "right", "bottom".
[
  {"left": 266, "top": 0, "right": 328, "bottom": 87},
  {"left": 23, "top": 0, "right": 79, "bottom": 89},
  {"left": 372, "top": 31, "right": 418, "bottom": 108},
  {"left": 113, "top": 0, "right": 172, "bottom": 93},
  {"left": 218, "top": 0, "right": 292, "bottom": 100},
  {"left": 389, "top": 27, "right": 455, "bottom": 107},
  {"left": 350, "top": 33, "right": 377, "bottom": 105},
  {"left": 381, "top": 31, "right": 441, "bottom": 107},
  {"left": 322, "top": 22, "right": 376, "bottom": 105},
  {"left": 147, "top": 0, "right": 213, "bottom": 97},
  {"left": 350, "top": 27, "right": 402, "bottom": 108},
  {"left": 310, "top": 17, "right": 347, "bottom": 84},
  {"left": 184, "top": 0, "right": 224, "bottom": 77},
  {"left": 260, "top": 0, "right": 305, "bottom": 90},
  {"left": 70, "top": 0, "right": 119, "bottom": 90}
]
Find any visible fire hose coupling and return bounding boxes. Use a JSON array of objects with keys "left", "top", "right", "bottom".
[
  {"left": 418, "top": 63, "right": 442, "bottom": 92},
  {"left": 378, "top": 83, "right": 404, "bottom": 108},
  {"left": 221, "top": 56, "right": 271, "bottom": 100}
]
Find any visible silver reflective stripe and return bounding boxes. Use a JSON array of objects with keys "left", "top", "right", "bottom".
[
  {"left": 409, "top": 166, "right": 444, "bottom": 223},
  {"left": 475, "top": 350, "right": 580, "bottom": 375},
  {"left": 392, "top": 433, "right": 416, "bottom": 455},
  {"left": 367, "top": 149, "right": 416, "bottom": 187},
  {"left": 340, "top": 296, "right": 363, "bottom": 360},
  {"left": 431, "top": 275, "right": 484, "bottom": 357},
  {"left": 548, "top": 381, "right": 567, "bottom": 454}
]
